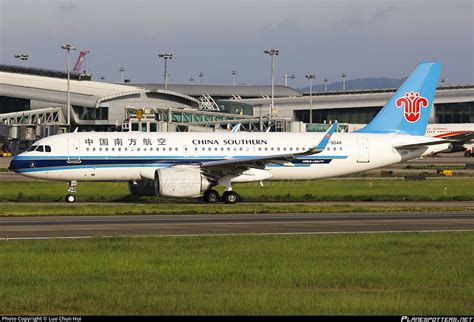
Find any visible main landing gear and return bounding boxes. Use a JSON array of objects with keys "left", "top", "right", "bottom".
[
  {"left": 202, "top": 189, "right": 240, "bottom": 204},
  {"left": 65, "top": 180, "right": 77, "bottom": 203}
]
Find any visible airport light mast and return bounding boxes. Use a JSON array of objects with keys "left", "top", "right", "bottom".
[
  {"left": 324, "top": 78, "right": 328, "bottom": 92},
  {"left": 14, "top": 54, "right": 29, "bottom": 67},
  {"left": 61, "top": 44, "right": 76, "bottom": 129},
  {"left": 290, "top": 74, "right": 295, "bottom": 88},
  {"left": 264, "top": 48, "right": 279, "bottom": 126},
  {"left": 305, "top": 74, "right": 316, "bottom": 124},
  {"left": 198, "top": 72, "right": 204, "bottom": 85},
  {"left": 158, "top": 53, "right": 173, "bottom": 90},
  {"left": 282, "top": 74, "right": 289, "bottom": 87},
  {"left": 232, "top": 70, "right": 237, "bottom": 85},
  {"left": 341, "top": 73, "right": 347, "bottom": 92},
  {"left": 119, "top": 67, "right": 126, "bottom": 83}
]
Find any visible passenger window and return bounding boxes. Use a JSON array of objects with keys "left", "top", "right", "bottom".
[
  {"left": 92, "top": 147, "right": 96, "bottom": 151},
  {"left": 175, "top": 148, "right": 178, "bottom": 151},
  {"left": 86, "top": 148, "right": 89, "bottom": 152},
  {"left": 36, "top": 145, "right": 44, "bottom": 152}
]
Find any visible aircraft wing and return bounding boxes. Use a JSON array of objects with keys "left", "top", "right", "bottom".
[{"left": 201, "top": 122, "right": 338, "bottom": 170}]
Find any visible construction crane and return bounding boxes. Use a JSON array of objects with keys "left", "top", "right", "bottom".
[{"left": 73, "top": 50, "right": 90, "bottom": 72}]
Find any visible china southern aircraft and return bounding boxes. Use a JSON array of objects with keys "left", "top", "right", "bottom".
[{"left": 10, "top": 62, "right": 453, "bottom": 204}]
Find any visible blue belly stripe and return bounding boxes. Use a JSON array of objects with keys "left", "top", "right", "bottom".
[{"left": 12, "top": 155, "right": 343, "bottom": 173}]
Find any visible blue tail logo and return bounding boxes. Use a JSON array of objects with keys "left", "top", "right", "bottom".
[
  {"left": 358, "top": 62, "right": 441, "bottom": 136},
  {"left": 396, "top": 91, "right": 429, "bottom": 123}
]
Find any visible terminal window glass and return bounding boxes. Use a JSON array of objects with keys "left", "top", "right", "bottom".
[{"left": 435, "top": 102, "right": 473, "bottom": 123}]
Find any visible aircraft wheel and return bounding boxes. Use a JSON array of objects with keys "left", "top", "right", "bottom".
[
  {"left": 222, "top": 191, "right": 238, "bottom": 204},
  {"left": 65, "top": 194, "right": 76, "bottom": 203},
  {"left": 203, "top": 189, "right": 220, "bottom": 203}
]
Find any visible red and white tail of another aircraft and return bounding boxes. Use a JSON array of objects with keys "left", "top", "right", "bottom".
[{"left": 425, "top": 123, "right": 474, "bottom": 141}]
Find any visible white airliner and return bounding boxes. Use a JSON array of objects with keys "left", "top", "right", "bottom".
[{"left": 10, "top": 62, "right": 453, "bottom": 204}]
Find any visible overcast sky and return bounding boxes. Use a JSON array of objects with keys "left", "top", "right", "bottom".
[{"left": 1, "top": 0, "right": 473, "bottom": 87}]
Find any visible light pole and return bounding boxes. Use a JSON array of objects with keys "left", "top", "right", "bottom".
[
  {"left": 119, "top": 67, "right": 125, "bottom": 83},
  {"left": 341, "top": 73, "right": 347, "bottom": 92},
  {"left": 290, "top": 74, "right": 295, "bottom": 88},
  {"left": 264, "top": 48, "right": 279, "bottom": 126},
  {"left": 324, "top": 78, "right": 328, "bottom": 92},
  {"left": 189, "top": 77, "right": 194, "bottom": 84},
  {"left": 14, "top": 54, "right": 29, "bottom": 67},
  {"left": 305, "top": 74, "right": 316, "bottom": 124},
  {"left": 198, "top": 72, "right": 204, "bottom": 85},
  {"left": 282, "top": 74, "right": 289, "bottom": 87},
  {"left": 232, "top": 70, "right": 237, "bottom": 85},
  {"left": 61, "top": 44, "right": 76, "bottom": 128},
  {"left": 158, "top": 53, "right": 173, "bottom": 90}
]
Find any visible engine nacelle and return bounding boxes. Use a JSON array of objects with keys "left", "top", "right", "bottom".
[
  {"left": 128, "top": 180, "right": 156, "bottom": 196},
  {"left": 155, "top": 167, "right": 212, "bottom": 198}
]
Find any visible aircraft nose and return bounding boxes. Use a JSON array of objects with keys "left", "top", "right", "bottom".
[{"left": 8, "top": 155, "right": 21, "bottom": 173}]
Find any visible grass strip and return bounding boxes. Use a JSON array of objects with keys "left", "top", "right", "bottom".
[
  {"left": 0, "top": 179, "right": 473, "bottom": 202},
  {"left": 1, "top": 232, "right": 472, "bottom": 315},
  {"left": 0, "top": 203, "right": 473, "bottom": 217}
]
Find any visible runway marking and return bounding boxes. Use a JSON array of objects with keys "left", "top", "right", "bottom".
[{"left": 1, "top": 229, "right": 473, "bottom": 241}]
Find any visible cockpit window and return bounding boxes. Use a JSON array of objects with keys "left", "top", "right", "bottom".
[
  {"left": 35, "top": 145, "right": 44, "bottom": 152},
  {"left": 26, "top": 145, "right": 38, "bottom": 152},
  {"left": 45, "top": 145, "right": 51, "bottom": 152}
]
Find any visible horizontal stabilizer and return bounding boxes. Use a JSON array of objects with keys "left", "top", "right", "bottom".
[{"left": 394, "top": 140, "right": 457, "bottom": 149}]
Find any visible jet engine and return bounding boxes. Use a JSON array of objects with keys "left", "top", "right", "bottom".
[
  {"left": 130, "top": 168, "right": 212, "bottom": 197},
  {"left": 154, "top": 167, "right": 212, "bottom": 197}
]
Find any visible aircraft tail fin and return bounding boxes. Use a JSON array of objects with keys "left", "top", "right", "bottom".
[{"left": 357, "top": 62, "right": 441, "bottom": 136}]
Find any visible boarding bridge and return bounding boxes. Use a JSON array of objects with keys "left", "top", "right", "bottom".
[{"left": 0, "top": 107, "right": 65, "bottom": 126}]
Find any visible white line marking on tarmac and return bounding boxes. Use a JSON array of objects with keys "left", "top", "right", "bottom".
[{"left": 1, "top": 229, "right": 473, "bottom": 241}]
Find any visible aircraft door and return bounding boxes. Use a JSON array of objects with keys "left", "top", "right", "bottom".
[
  {"left": 357, "top": 138, "right": 370, "bottom": 163},
  {"left": 67, "top": 138, "right": 81, "bottom": 163}
]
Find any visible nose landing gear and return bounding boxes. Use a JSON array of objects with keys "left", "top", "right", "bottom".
[{"left": 65, "top": 181, "right": 77, "bottom": 203}]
